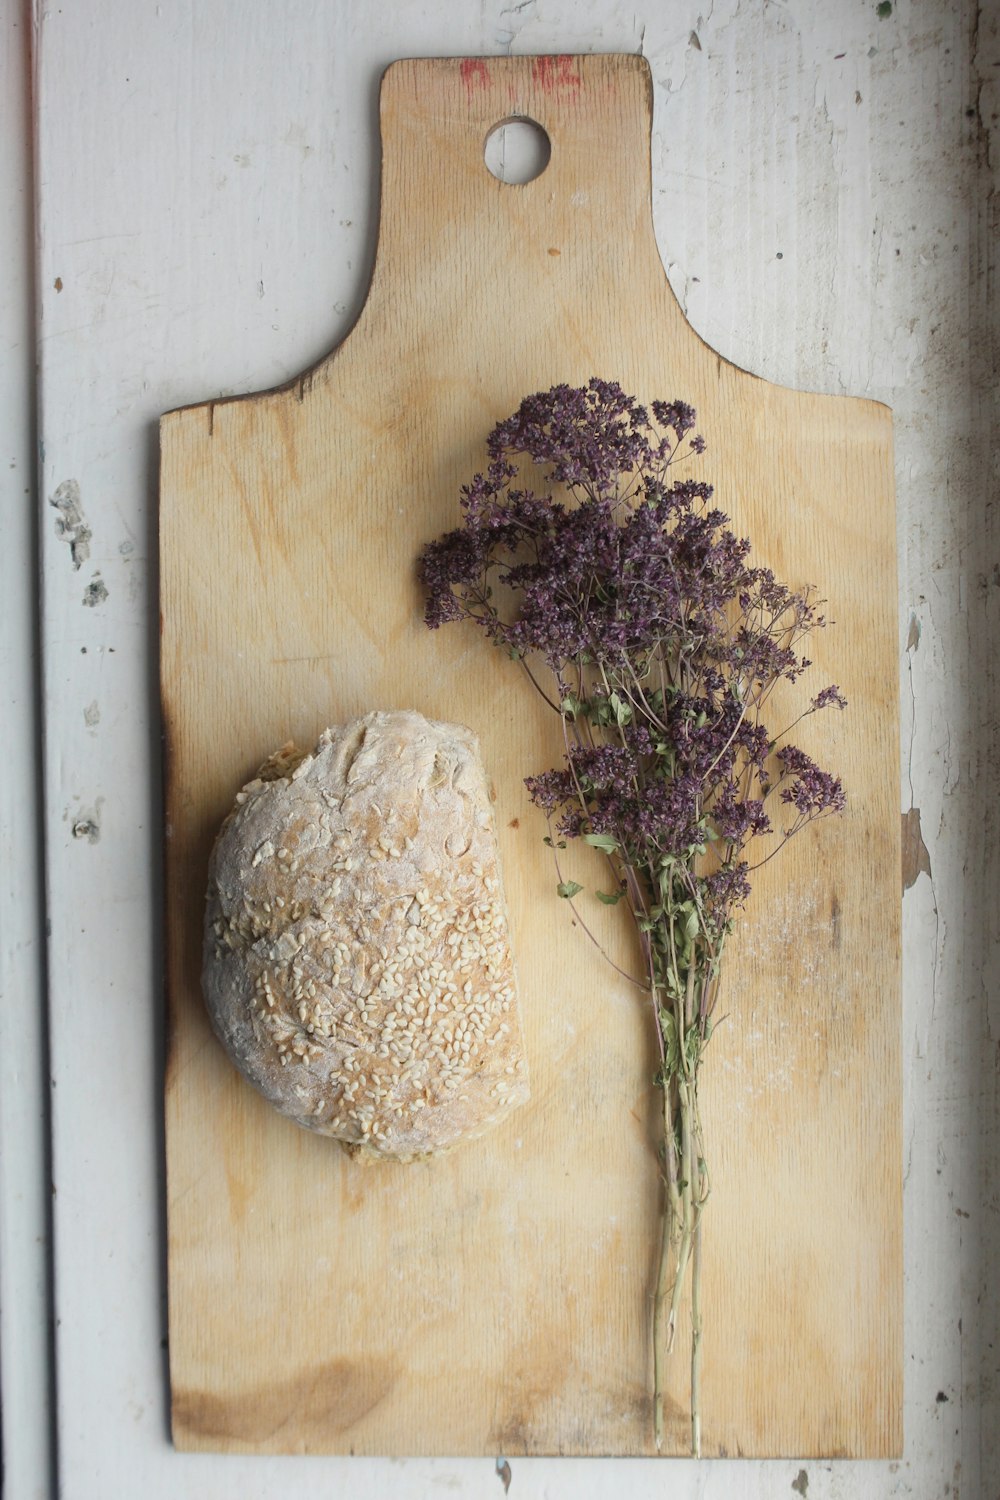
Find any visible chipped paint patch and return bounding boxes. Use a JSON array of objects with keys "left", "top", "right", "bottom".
[
  {"left": 495, "top": 1455, "right": 512, "bottom": 1492},
  {"left": 49, "top": 479, "right": 91, "bottom": 569},
  {"left": 902, "top": 807, "right": 932, "bottom": 891},
  {"left": 68, "top": 795, "right": 104, "bottom": 844},
  {"left": 906, "top": 611, "right": 921, "bottom": 651},
  {"left": 84, "top": 701, "right": 100, "bottom": 728},
  {"left": 82, "top": 575, "right": 108, "bottom": 608},
  {"left": 791, "top": 1470, "right": 809, "bottom": 1496},
  {"left": 72, "top": 818, "right": 99, "bottom": 843}
]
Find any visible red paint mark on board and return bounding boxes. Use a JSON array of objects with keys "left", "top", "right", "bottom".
[
  {"left": 532, "top": 55, "right": 581, "bottom": 95},
  {"left": 460, "top": 58, "right": 490, "bottom": 101}
]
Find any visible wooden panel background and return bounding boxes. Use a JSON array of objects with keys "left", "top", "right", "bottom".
[{"left": 160, "top": 54, "right": 900, "bottom": 1458}]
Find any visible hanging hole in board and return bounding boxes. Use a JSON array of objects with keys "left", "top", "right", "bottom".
[{"left": 483, "top": 117, "right": 551, "bottom": 185}]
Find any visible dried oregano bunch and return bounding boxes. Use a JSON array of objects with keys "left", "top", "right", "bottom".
[{"left": 419, "top": 379, "right": 846, "bottom": 1455}]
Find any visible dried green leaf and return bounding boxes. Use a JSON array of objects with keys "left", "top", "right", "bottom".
[
  {"left": 609, "top": 691, "right": 633, "bottom": 728},
  {"left": 583, "top": 832, "right": 619, "bottom": 853}
]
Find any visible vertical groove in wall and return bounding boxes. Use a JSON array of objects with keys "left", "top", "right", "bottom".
[
  {"left": 968, "top": 1, "right": 1000, "bottom": 1486},
  {"left": 0, "top": 0, "right": 56, "bottom": 1496}
]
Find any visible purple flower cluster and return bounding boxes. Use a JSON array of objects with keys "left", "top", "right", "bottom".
[
  {"left": 776, "top": 745, "right": 846, "bottom": 818},
  {"left": 811, "top": 684, "right": 848, "bottom": 711},
  {"left": 484, "top": 380, "right": 697, "bottom": 498},
  {"left": 419, "top": 382, "right": 846, "bottom": 952},
  {"left": 527, "top": 742, "right": 706, "bottom": 856}
]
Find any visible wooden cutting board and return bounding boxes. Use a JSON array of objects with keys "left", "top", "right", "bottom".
[{"left": 160, "top": 53, "right": 901, "bottom": 1458}]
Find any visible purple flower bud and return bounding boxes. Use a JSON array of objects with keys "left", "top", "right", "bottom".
[{"left": 812, "top": 684, "right": 848, "bottom": 711}]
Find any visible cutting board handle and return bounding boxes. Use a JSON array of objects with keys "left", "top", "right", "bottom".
[{"left": 349, "top": 54, "right": 692, "bottom": 355}]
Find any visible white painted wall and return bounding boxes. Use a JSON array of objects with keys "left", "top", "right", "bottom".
[{"left": 2, "top": 0, "right": 996, "bottom": 1494}]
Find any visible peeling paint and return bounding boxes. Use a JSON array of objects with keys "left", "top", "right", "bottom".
[
  {"left": 791, "top": 1469, "right": 809, "bottom": 1496},
  {"left": 49, "top": 479, "right": 91, "bottom": 569},
  {"left": 902, "top": 806, "right": 933, "bottom": 890},
  {"left": 68, "top": 795, "right": 104, "bottom": 844},
  {"left": 495, "top": 1456, "right": 512, "bottom": 1493},
  {"left": 82, "top": 575, "right": 109, "bottom": 608},
  {"left": 906, "top": 611, "right": 921, "bottom": 651}
]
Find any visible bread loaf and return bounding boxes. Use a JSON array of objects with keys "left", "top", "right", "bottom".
[{"left": 202, "top": 710, "right": 528, "bottom": 1160}]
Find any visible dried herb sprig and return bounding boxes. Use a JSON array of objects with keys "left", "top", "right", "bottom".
[{"left": 419, "top": 380, "right": 846, "bottom": 1455}]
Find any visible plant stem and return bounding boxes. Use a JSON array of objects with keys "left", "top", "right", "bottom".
[
  {"left": 653, "top": 1024, "right": 707, "bottom": 1457},
  {"left": 667, "top": 1076, "right": 695, "bottom": 1339},
  {"left": 653, "top": 1077, "right": 681, "bottom": 1450},
  {"left": 691, "top": 1215, "right": 704, "bottom": 1458}
]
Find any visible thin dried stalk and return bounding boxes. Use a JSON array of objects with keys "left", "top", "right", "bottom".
[{"left": 653, "top": 1008, "right": 708, "bottom": 1457}]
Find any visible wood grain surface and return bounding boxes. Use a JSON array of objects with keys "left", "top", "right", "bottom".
[{"left": 160, "top": 53, "right": 901, "bottom": 1458}]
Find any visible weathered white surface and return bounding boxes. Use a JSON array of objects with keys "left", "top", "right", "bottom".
[{"left": 3, "top": 0, "right": 994, "bottom": 1493}]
